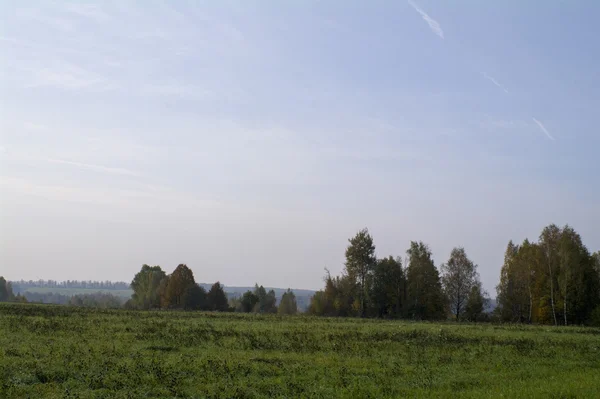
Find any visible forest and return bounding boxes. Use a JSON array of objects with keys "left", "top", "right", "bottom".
[{"left": 2, "top": 223, "right": 599, "bottom": 325}]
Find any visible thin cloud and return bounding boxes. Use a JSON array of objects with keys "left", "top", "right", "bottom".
[
  {"left": 532, "top": 118, "right": 555, "bottom": 141},
  {"left": 24, "top": 62, "right": 117, "bottom": 91},
  {"left": 408, "top": 0, "right": 444, "bottom": 39},
  {"left": 65, "top": 4, "right": 110, "bottom": 22},
  {"left": 481, "top": 72, "right": 509, "bottom": 94},
  {"left": 46, "top": 158, "right": 140, "bottom": 176}
]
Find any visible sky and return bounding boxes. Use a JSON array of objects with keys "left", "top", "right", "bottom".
[{"left": 1, "top": 1, "right": 599, "bottom": 293}]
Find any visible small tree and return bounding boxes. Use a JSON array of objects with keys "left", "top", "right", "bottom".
[
  {"left": 163, "top": 264, "right": 196, "bottom": 309},
  {"left": 207, "top": 282, "right": 229, "bottom": 311},
  {"left": 464, "top": 282, "right": 489, "bottom": 322},
  {"left": 240, "top": 291, "right": 259, "bottom": 313},
  {"left": 254, "top": 285, "right": 277, "bottom": 313},
  {"left": 278, "top": 289, "right": 298, "bottom": 315},
  {"left": 441, "top": 247, "right": 479, "bottom": 321}
]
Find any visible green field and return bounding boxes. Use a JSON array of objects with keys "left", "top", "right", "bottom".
[{"left": 1, "top": 303, "right": 599, "bottom": 398}]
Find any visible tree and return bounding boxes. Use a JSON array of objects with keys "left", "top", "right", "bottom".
[
  {"left": 405, "top": 241, "right": 445, "bottom": 320},
  {"left": 163, "top": 264, "right": 196, "bottom": 309},
  {"left": 497, "top": 225, "right": 599, "bottom": 325},
  {"left": 441, "top": 247, "right": 480, "bottom": 321},
  {"left": 130, "top": 265, "right": 167, "bottom": 309},
  {"left": 0, "top": 277, "right": 15, "bottom": 302},
  {"left": 539, "top": 224, "right": 561, "bottom": 326},
  {"left": 239, "top": 290, "right": 259, "bottom": 313},
  {"left": 370, "top": 256, "right": 405, "bottom": 318},
  {"left": 464, "top": 282, "right": 489, "bottom": 322},
  {"left": 183, "top": 284, "right": 207, "bottom": 310},
  {"left": 253, "top": 284, "right": 277, "bottom": 313},
  {"left": 207, "top": 282, "right": 229, "bottom": 311},
  {"left": 278, "top": 289, "right": 298, "bottom": 315},
  {"left": 344, "top": 228, "right": 376, "bottom": 317}
]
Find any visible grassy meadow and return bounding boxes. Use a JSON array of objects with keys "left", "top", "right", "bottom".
[{"left": 1, "top": 303, "right": 599, "bottom": 398}]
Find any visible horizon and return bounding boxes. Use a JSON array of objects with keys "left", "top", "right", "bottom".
[{"left": 1, "top": 1, "right": 599, "bottom": 294}]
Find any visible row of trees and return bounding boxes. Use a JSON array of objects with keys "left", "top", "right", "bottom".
[
  {"left": 307, "top": 229, "right": 488, "bottom": 321},
  {"left": 308, "top": 225, "right": 600, "bottom": 325},
  {"left": 497, "top": 224, "right": 600, "bottom": 325},
  {"left": 129, "top": 264, "right": 299, "bottom": 315},
  {"left": 129, "top": 264, "right": 229, "bottom": 311},
  {"left": 11, "top": 280, "right": 129, "bottom": 291},
  {"left": 4, "top": 223, "right": 598, "bottom": 325}
]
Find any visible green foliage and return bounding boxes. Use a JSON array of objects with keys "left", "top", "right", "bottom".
[
  {"left": 278, "top": 289, "right": 298, "bottom": 315},
  {"left": 0, "top": 277, "right": 15, "bottom": 302},
  {"left": 497, "top": 225, "right": 600, "bottom": 325},
  {"left": 239, "top": 290, "right": 260, "bottom": 313},
  {"left": 441, "top": 247, "right": 480, "bottom": 320},
  {"left": 182, "top": 284, "right": 207, "bottom": 310},
  {"left": 163, "top": 264, "right": 196, "bottom": 309},
  {"left": 2, "top": 303, "right": 600, "bottom": 398},
  {"left": 308, "top": 272, "right": 357, "bottom": 317},
  {"left": 254, "top": 284, "right": 277, "bottom": 313},
  {"left": 130, "top": 265, "right": 167, "bottom": 309},
  {"left": 344, "top": 228, "right": 376, "bottom": 317},
  {"left": 369, "top": 256, "right": 405, "bottom": 318},
  {"left": 406, "top": 241, "right": 446, "bottom": 320},
  {"left": 464, "top": 283, "right": 488, "bottom": 322},
  {"left": 207, "top": 282, "right": 229, "bottom": 311}
]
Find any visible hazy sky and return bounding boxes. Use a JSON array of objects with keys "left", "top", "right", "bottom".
[{"left": 1, "top": 1, "right": 599, "bottom": 293}]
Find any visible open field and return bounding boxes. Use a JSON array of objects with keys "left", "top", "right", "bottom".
[{"left": 1, "top": 303, "right": 599, "bottom": 398}]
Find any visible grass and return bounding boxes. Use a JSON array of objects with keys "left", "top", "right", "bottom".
[{"left": 1, "top": 303, "right": 599, "bottom": 398}]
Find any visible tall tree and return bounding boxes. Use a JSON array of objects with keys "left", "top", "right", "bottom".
[
  {"left": 441, "top": 247, "right": 480, "bottom": 321},
  {"left": 539, "top": 224, "right": 561, "bottom": 326},
  {"left": 344, "top": 228, "right": 376, "bottom": 317},
  {"left": 163, "top": 264, "right": 196, "bottom": 309},
  {"left": 130, "top": 265, "right": 167, "bottom": 309},
  {"left": 370, "top": 256, "right": 405, "bottom": 318},
  {"left": 207, "top": 282, "right": 229, "bottom": 311},
  {"left": 464, "top": 282, "right": 489, "bottom": 322},
  {"left": 497, "top": 241, "right": 521, "bottom": 321},
  {"left": 278, "top": 289, "right": 298, "bottom": 315},
  {"left": 0, "top": 277, "right": 15, "bottom": 302},
  {"left": 405, "top": 241, "right": 445, "bottom": 320}
]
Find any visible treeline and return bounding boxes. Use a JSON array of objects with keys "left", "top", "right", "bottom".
[
  {"left": 3, "top": 223, "right": 598, "bottom": 325},
  {"left": 307, "top": 230, "right": 488, "bottom": 321},
  {"left": 307, "top": 225, "right": 600, "bottom": 326},
  {"left": 0, "top": 278, "right": 125, "bottom": 308},
  {"left": 0, "top": 277, "right": 27, "bottom": 303},
  {"left": 497, "top": 225, "right": 600, "bottom": 325},
  {"left": 11, "top": 280, "right": 129, "bottom": 292},
  {"left": 127, "top": 264, "right": 299, "bottom": 315},
  {"left": 20, "top": 291, "right": 124, "bottom": 308}
]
